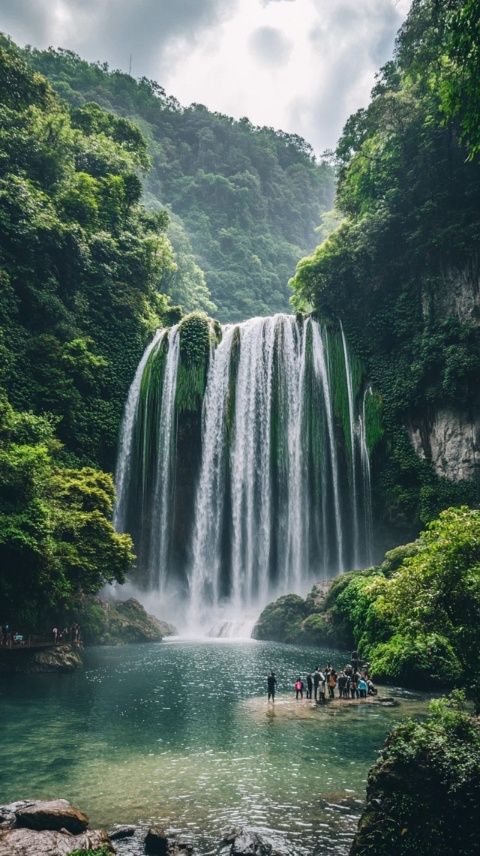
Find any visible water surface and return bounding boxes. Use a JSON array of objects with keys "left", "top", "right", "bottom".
[{"left": 0, "top": 639, "right": 428, "bottom": 853}]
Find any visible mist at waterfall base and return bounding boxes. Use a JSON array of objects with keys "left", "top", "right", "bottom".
[{"left": 114, "top": 315, "right": 374, "bottom": 635}]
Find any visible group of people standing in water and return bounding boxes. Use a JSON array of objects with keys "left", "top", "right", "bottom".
[{"left": 267, "top": 651, "right": 377, "bottom": 703}]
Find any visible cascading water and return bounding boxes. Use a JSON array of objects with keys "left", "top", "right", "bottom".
[{"left": 115, "top": 314, "right": 375, "bottom": 632}]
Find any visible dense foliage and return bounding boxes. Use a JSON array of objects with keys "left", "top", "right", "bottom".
[
  {"left": 254, "top": 507, "right": 480, "bottom": 703},
  {"left": 291, "top": 0, "right": 480, "bottom": 537},
  {"left": 350, "top": 693, "right": 480, "bottom": 856},
  {"left": 0, "top": 395, "right": 133, "bottom": 629},
  {"left": 0, "top": 36, "right": 184, "bottom": 470},
  {"left": 23, "top": 44, "right": 334, "bottom": 322}
]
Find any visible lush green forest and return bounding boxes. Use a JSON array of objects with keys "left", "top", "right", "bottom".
[
  {"left": 22, "top": 44, "right": 334, "bottom": 321},
  {"left": 0, "top": 38, "right": 171, "bottom": 624},
  {"left": 0, "top": 34, "right": 184, "bottom": 471},
  {"left": 291, "top": 0, "right": 480, "bottom": 541}
]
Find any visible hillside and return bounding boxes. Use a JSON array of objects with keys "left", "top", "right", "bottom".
[
  {"left": 0, "top": 35, "right": 180, "bottom": 470},
  {"left": 23, "top": 45, "right": 335, "bottom": 322}
]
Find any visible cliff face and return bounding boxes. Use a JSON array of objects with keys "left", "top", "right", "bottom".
[
  {"left": 409, "top": 408, "right": 480, "bottom": 482},
  {"left": 409, "top": 263, "right": 480, "bottom": 482},
  {"left": 421, "top": 261, "right": 480, "bottom": 327}
]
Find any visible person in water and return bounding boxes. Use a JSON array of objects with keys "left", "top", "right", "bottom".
[
  {"left": 267, "top": 671, "right": 277, "bottom": 703},
  {"left": 306, "top": 673, "right": 313, "bottom": 699},
  {"left": 294, "top": 677, "right": 304, "bottom": 700}
]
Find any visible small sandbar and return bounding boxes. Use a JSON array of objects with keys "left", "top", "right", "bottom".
[{"left": 241, "top": 688, "right": 430, "bottom": 722}]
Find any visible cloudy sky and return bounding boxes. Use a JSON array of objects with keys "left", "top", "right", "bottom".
[{"left": 0, "top": 0, "right": 411, "bottom": 153}]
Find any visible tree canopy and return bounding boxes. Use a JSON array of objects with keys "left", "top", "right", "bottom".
[{"left": 23, "top": 44, "right": 335, "bottom": 321}]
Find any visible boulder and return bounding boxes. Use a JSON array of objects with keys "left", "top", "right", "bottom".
[
  {"left": 221, "top": 828, "right": 293, "bottom": 856},
  {"left": 109, "top": 823, "right": 137, "bottom": 840},
  {"left": 14, "top": 798, "right": 88, "bottom": 834},
  {"left": 145, "top": 826, "right": 169, "bottom": 856},
  {"left": 0, "top": 826, "right": 112, "bottom": 855},
  {"left": 144, "top": 827, "right": 194, "bottom": 856}
]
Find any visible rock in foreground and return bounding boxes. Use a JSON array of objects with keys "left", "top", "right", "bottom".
[
  {"left": 222, "top": 828, "right": 294, "bottom": 856},
  {"left": 0, "top": 826, "right": 112, "bottom": 855},
  {"left": 0, "top": 799, "right": 112, "bottom": 855},
  {"left": 349, "top": 695, "right": 480, "bottom": 856}
]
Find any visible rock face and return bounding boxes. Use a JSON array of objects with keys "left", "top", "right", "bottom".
[
  {"left": 409, "top": 408, "right": 480, "bottom": 481},
  {"left": 0, "top": 799, "right": 112, "bottom": 855},
  {"left": 0, "top": 644, "right": 83, "bottom": 674},
  {"left": 421, "top": 261, "right": 480, "bottom": 327}
]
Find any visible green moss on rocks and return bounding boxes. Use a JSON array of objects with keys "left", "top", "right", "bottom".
[
  {"left": 71, "top": 597, "right": 176, "bottom": 645},
  {"left": 350, "top": 693, "right": 480, "bottom": 856},
  {"left": 252, "top": 594, "right": 307, "bottom": 643},
  {"left": 176, "top": 312, "right": 211, "bottom": 413}
]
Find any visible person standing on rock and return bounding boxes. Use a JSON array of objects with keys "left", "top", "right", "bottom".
[
  {"left": 358, "top": 677, "right": 368, "bottom": 699},
  {"left": 313, "top": 667, "right": 321, "bottom": 700},
  {"left": 52, "top": 626, "right": 58, "bottom": 645},
  {"left": 306, "top": 673, "right": 313, "bottom": 699},
  {"left": 327, "top": 669, "right": 337, "bottom": 699},
  {"left": 294, "top": 677, "right": 304, "bottom": 700},
  {"left": 337, "top": 671, "right": 347, "bottom": 698},
  {"left": 267, "top": 671, "right": 277, "bottom": 703}
]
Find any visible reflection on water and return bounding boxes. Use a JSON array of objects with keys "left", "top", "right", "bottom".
[{"left": 0, "top": 640, "right": 429, "bottom": 854}]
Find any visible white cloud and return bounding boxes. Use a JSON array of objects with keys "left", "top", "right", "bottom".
[{"left": 0, "top": 0, "right": 412, "bottom": 153}]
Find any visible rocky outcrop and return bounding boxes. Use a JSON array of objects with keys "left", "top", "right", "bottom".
[
  {"left": 409, "top": 407, "right": 480, "bottom": 481},
  {"left": 0, "top": 799, "right": 112, "bottom": 855},
  {"left": 252, "top": 580, "right": 352, "bottom": 648},
  {"left": 349, "top": 699, "right": 480, "bottom": 856},
  {"left": 83, "top": 597, "right": 177, "bottom": 645},
  {"left": 0, "top": 644, "right": 83, "bottom": 674}
]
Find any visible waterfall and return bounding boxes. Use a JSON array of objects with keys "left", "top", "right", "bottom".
[
  {"left": 359, "top": 386, "right": 374, "bottom": 567},
  {"left": 148, "top": 325, "right": 180, "bottom": 589},
  {"left": 115, "top": 314, "right": 375, "bottom": 628},
  {"left": 189, "top": 325, "right": 235, "bottom": 614},
  {"left": 114, "top": 328, "right": 166, "bottom": 531},
  {"left": 340, "top": 322, "right": 360, "bottom": 567},
  {"left": 310, "top": 321, "right": 344, "bottom": 571}
]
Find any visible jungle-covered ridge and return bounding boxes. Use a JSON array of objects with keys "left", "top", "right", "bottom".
[
  {"left": 291, "top": 0, "right": 480, "bottom": 543},
  {"left": 22, "top": 41, "right": 335, "bottom": 323}
]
